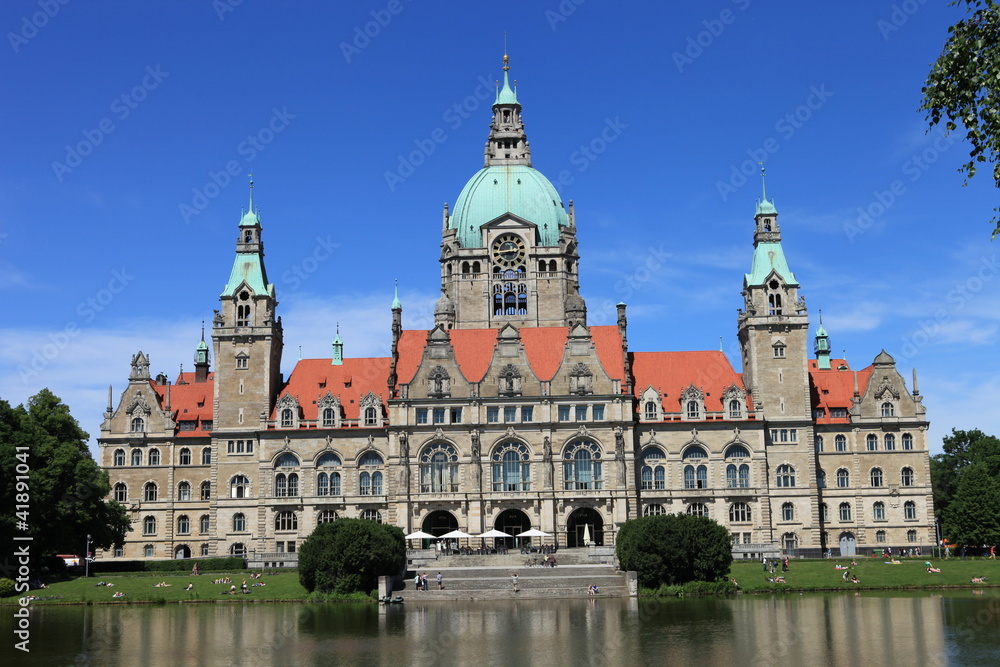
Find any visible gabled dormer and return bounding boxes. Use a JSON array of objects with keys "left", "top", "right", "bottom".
[
  {"left": 640, "top": 386, "right": 662, "bottom": 422},
  {"left": 680, "top": 384, "right": 705, "bottom": 421}
]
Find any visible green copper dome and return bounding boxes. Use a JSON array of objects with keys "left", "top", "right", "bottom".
[
  {"left": 450, "top": 165, "right": 568, "bottom": 248},
  {"left": 756, "top": 198, "right": 777, "bottom": 216}
]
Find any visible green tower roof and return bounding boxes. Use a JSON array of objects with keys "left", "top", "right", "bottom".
[
  {"left": 450, "top": 164, "right": 568, "bottom": 248},
  {"left": 496, "top": 68, "right": 518, "bottom": 105},
  {"left": 756, "top": 198, "right": 777, "bottom": 216},
  {"left": 745, "top": 242, "right": 798, "bottom": 287}
]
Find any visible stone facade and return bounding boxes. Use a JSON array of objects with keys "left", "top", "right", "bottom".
[{"left": 97, "top": 57, "right": 935, "bottom": 562}]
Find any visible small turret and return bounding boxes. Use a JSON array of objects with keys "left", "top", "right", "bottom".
[{"left": 332, "top": 324, "right": 343, "bottom": 366}]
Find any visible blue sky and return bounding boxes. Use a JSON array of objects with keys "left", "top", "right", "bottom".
[{"left": 2, "top": 1, "right": 997, "bottom": 456}]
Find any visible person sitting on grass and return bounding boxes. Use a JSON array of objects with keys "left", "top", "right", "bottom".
[
  {"left": 774, "top": 576, "right": 786, "bottom": 584},
  {"left": 927, "top": 566, "right": 942, "bottom": 573},
  {"left": 112, "top": 591, "right": 126, "bottom": 598},
  {"left": 851, "top": 575, "right": 860, "bottom": 583},
  {"left": 184, "top": 583, "right": 194, "bottom": 591},
  {"left": 971, "top": 576, "right": 987, "bottom": 584}
]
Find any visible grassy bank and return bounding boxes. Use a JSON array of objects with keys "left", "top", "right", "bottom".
[
  {"left": 2, "top": 570, "right": 315, "bottom": 605},
  {"left": 726, "top": 556, "right": 1000, "bottom": 593}
]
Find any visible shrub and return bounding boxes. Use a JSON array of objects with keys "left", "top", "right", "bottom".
[
  {"left": 0, "top": 578, "right": 15, "bottom": 598},
  {"left": 617, "top": 514, "right": 733, "bottom": 588},
  {"left": 298, "top": 518, "right": 405, "bottom": 594}
]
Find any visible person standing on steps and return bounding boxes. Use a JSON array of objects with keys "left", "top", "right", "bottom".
[
  {"left": 511, "top": 573, "right": 519, "bottom": 593},
  {"left": 422, "top": 573, "right": 429, "bottom": 591},
  {"left": 437, "top": 572, "right": 443, "bottom": 590},
  {"left": 414, "top": 573, "right": 421, "bottom": 591}
]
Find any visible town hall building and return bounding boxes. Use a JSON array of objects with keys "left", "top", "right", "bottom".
[{"left": 97, "top": 56, "right": 935, "bottom": 562}]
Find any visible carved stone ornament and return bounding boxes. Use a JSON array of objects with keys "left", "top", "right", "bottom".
[
  {"left": 875, "top": 375, "right": 900, "bottom": 400},
  {"left": 126, "top": 393, "right": 151, "bottom": 416},
  {"left": 428, "top": 366, "right": 451, "bottom": 397}
]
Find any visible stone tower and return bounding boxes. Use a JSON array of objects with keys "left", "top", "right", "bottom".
[
  {"left": 211, "top": 178, "right": 283, "bottom": 431},
  {"left": 736, "top": 177, "right": 818, "bottom": 550},
  {"left": 437, "top": 54, "right": 587, "bottom": 329}
]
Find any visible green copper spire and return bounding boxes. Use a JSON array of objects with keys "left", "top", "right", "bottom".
[
  {"left": 240, "top": 173, "right": 260, "bottom": 227},
  {"left": 391, "top": 279, "right": 402, "bottom": 310},
  {"left": 815, "top": 310, "right": 831, "bottom": 369},
  {"left": 331, "top": 323, "right": 343, "bottom": 365},
  {"left": 496, "top": 53, "right": 518, "bottom": 105},
  {"left": 755, "top": 163, "right": 777, "bottom": 216}
]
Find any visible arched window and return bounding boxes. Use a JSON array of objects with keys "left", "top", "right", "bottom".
[
  {"left": 781, "top": 502, "right": 794, "bottom": 522},
  {"left": 904, "top": 501, "right": 917, "bottom": 520},
  {"left": 275, "top": 511, "right": 297, "bottom": 531},
  {"left": 143, "top": 516, "right": 156, "bottom": 535},
  {"left": 873, "top": 501, "right": 886, "bottom": 521},
  {"left": 643, "top": 504, "right": 666, "bottom": 516},
  {"left": 280, "top": 408, "right": 294, "bottom": 428},
  {"left": 839, "top": 502, "right": 852, "bottom": 521},
  {"left": 836, "top": 469, "right": 850, "bottom": 488},
  {"left": 131, "top": 449, "right": 142, "bottom": 466},
  {"left": 230, "top": 475, "right": 249, "bottom": 499},
  {"left": 322, "top": 407, "right": 335, "bottom": 427},
  {"left": 907, "top": 529, "right": 917, "bottom": 543},
  {"left": 179, "top": 448, "right": 191, "bottom": 465},
  {"left": 230, "top": 543, "right": 246, "bottom": 557},
  {"left": 287, "top": 473, "right": 299, "bottom": 497},
  {"left": 361, "top": 471, "right": 383, "bottom": 495},
  {"left": 143, "top": 482, "right": 158, "bottom": 501},
  {"left": 901, "top": 467, "right": 914, "bottom": 487},
  {"left": 876, "top": 530, "right": 887, "bottom": 543},
  {"left": 686, "top": 400, "right": 700, "bottom": 420},
  {"left": 275, "top": 473, "right": 287, "bottom": 497},
  {"left": 359, "top": 451, "right": 384, "bottom": 467},
  {"left": 738, "top": 463, "right": 750, "bottom": 487},
  {"left": 563, "top": 440, "right": 603, "bottom": 490},
  {"left": 870, "top": 468, "right": 884, "bottom": 487},
  {"left": 644, "top": 401, "right": 658, "bottom": 421},
  {"left": 148, "top": 448, "right": 160, "bottom": 466},
  {"left": 730, "top": 503, "right": 751, "bottom": 522},
  {"left": 364, "top": 407, "right": 378, "bottom": 426},
  {"left": 684, "top": 464, "right": 708, "bottom": 489},
  {"left": 201, "top": 447, "right": 211, "bottom": 465},
  {"left": 835, "top": 434, "right": 847, "bottom": 452},
  {"left": 317, "top": 509, "right": 338, "bottom": 524},
  {"left": 884, "top": 433, "right": 896, "bottom": 450},
  {"left": 492, "top": 441, "right": 531, "bottom": 492},
  {"left": 130, "top": 417, "right": 145, "bottom": 433},
  {"left": 817, "top": 470, "right": 826, "bottom": 488},
  {"left": 776, "top": 464, "right": 796, "bottom": 487},
  {"left": 902, "top": 433, "right": 914, "bottom": 450},
  {"left": 233, "top": 513, "right": 246, "bottom": 532},
  {"left": 144, "top": 544, "right": 154, "bottom": 557},
  {"left": 815, "top": 435, "right": 824, "bottom": 452},
  {"left": 641, "top": 447, "right": 665, "bottom": 490},
  {"left": 881, "top": 402, "right": 895, "bottom": 417},
  {"left": 360, "top": 471, "right": 371, "bottom": 495},
  {"left": 726, "top": 464, "right": 738, "bottom": 488},
  {"left": 724, "top": 444, "right": 750, "bottom": 458},
  {"left": 317, "top": 452, "right": 342, "bottom": 496},
  {"left": 866, "top": 434, "right": 878, "bottom": 451},
  {"left": 177, "top": 481, "right": 191, "bottom": 501},
  {"left": 421, "top": 442, "right": 460, "bottom": 493},
  {"left": 113, "top": 482, "right": 127, "bottom": 502},
  {"left": 113, "top": 449, "right": 125, "bottom": 466},
  {"left": 362, "top": 510, "right": 382, "bottom": 523},
  {"left": 177, "top": 515, "right": 190, "bottom": 534},
  {"left": 683, "top": 445, "right": 707, "bottom": 459},
  {"left": 200, "top": 514, "right": 210, "bottom": 534},
  {"left": 200, "top": 481, "right": 211, "bottom": 500},
  {"left": 687, "top": 503, "right": 709, "bottom": 518},
  {"left": 728, "top": 399, "right": 742, "bottom": 419}
]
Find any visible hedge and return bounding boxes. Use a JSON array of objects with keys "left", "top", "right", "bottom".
[{"left": 90, "top": 557, "right": 245, "bottom": 574}]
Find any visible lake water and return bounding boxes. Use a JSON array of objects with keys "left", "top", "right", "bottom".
[{"left": 4, "top": 593, "right": 1000, "bottom": 666}]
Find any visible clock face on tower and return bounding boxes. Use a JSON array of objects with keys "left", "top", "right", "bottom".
[{"left": 492, "top": 233, "right": 525, "bottom": 268}]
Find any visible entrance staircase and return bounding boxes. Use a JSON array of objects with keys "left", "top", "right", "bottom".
[{"left": 399, "top": 549, "right": 628, "bottom": 600}]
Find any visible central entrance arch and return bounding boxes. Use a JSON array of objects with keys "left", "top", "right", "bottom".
[
  {"left": 174, "top": 545, "right": 191, "bottom": 559},
  {"left": 422, "top": 510, "right": 458, "bottom": 537},
  {"left": 494, "top": 508, "right": 531, "bottom": 548},
  {"left": 567, "top": 507, "right": 604, "bottom": 547}
]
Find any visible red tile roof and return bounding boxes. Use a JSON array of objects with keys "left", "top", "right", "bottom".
[
  {"left": 630, "top": 350, "right": 748, "bottom": 415},
  {"left": 396, "top": 325, "right": 626, "bottom": 385},
  {"left": 274, "top": 357, "right": 391, "bottom": 421},
  {"left": 150, "top": 372, "right": 214, "bottom": 437},
  {"left": 809, "top": 360, "right": 873, "bottom": 423}
]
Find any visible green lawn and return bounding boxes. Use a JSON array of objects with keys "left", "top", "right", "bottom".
[
  {"left": 2, "top": 570, "right": 310, "bottom": 605},
  {"left": 729, "top": 556, "right": 1000, "bottom": 592}
]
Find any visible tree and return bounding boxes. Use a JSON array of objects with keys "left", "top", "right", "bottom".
[
  {"left": 930, "top": 428, "right": 1000, "bottom": 520},
  {"left": 298, "top": 518, "right": 405, "bottom": 595},
  {"left": 616, "top": 513, "right": 733, "bottom": 588},
  {"left": 0, "top": 390, "right": 131, "bottom": 570},
  {"left": 921, "top": 0, "right": 1000, "bottom": 236},
  {"left": 942, "top": 463, "right": 1000, "bottom": 546}
]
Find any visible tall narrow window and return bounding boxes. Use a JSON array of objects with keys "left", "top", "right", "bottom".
[
  {"left": 873, "top": 501, "right": 885, "bottom": 521},
  {"left": 901, "top": 467, "right": 914, "bottom": 487},
  {"left": 835, "top": 435, "right": 847, "bottom": 452},
  {"left": 179, "top": 448, "right": 191, "bottom": 465},
  {"left": 870, "top": 468, "right": 884, "bottom": 487}
]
